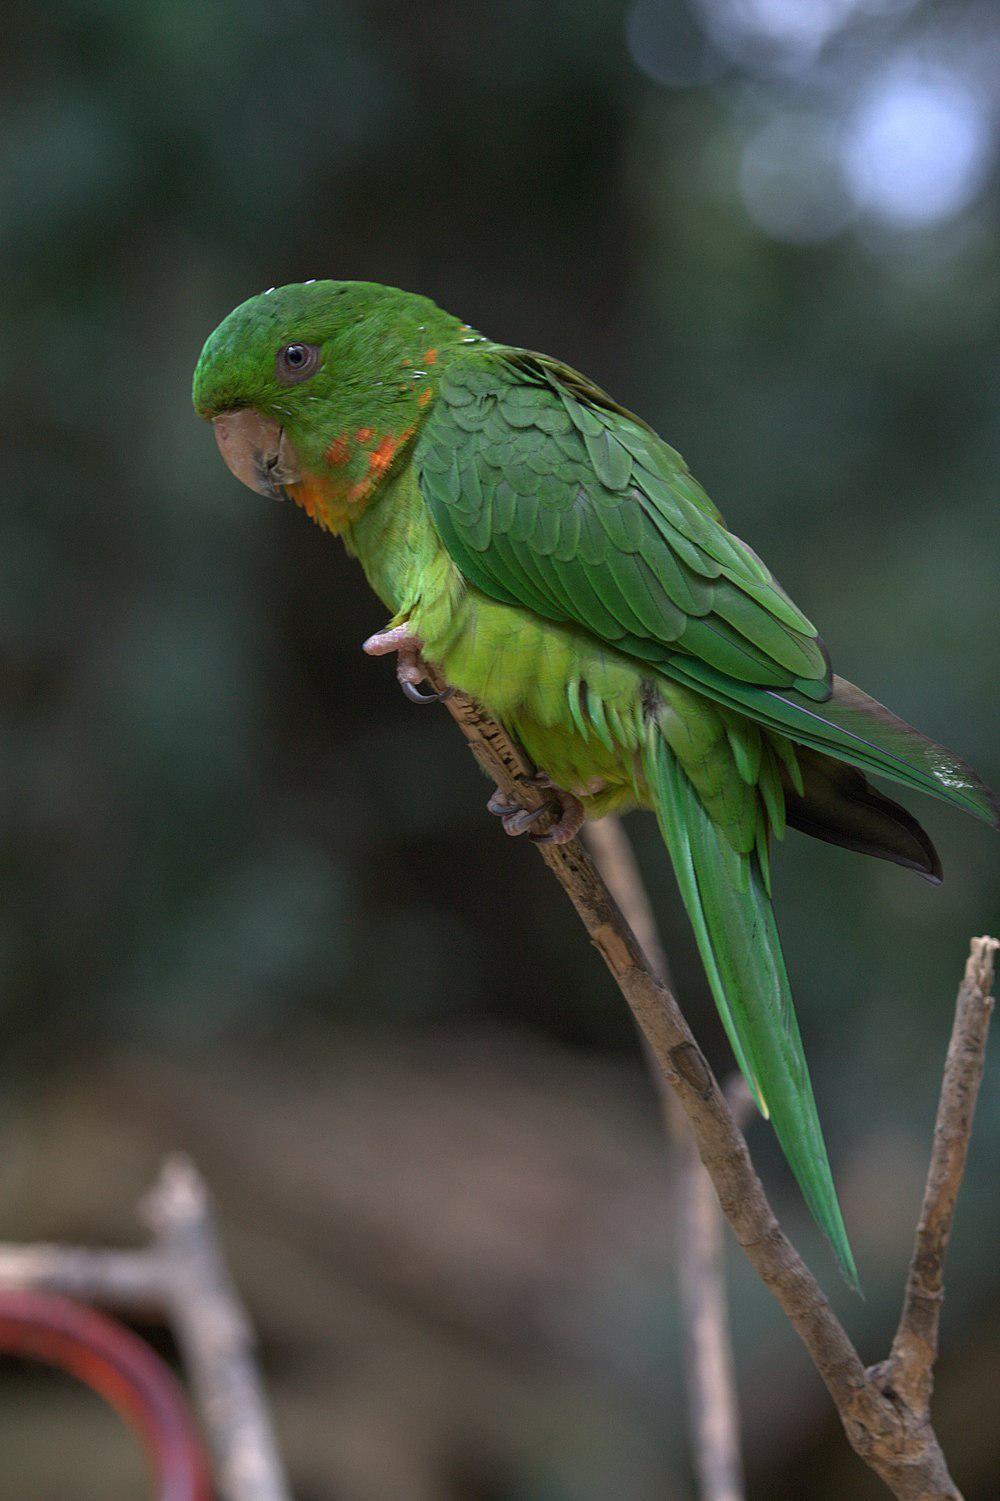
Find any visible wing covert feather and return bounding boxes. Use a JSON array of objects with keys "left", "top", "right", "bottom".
[{"left": 416, "top": 350, "right": 831, "bottom": 695}]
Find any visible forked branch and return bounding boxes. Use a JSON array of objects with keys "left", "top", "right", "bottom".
[
  {"left": 875, "top": 937, "right": 996, "bottom": 1417},
  {"left": 430, "top": 669, "right": 995, "bottom": 1501},
  {"left": 0, "top": 1157, "right": 291, "bottom": 1501}
]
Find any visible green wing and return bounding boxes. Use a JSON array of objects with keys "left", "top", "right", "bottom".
[
  {"left": 416, "top": 349, "right": 998, "bottom": 830},
  {"left": 416, "top": 350, "right": 833, "bottom": 701}
]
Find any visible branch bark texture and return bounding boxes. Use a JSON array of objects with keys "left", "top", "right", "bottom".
[
  {"left": 875, "top": 937, "right": 996, "bottom": 1420},
  {"left": 432, "top": 673, "right": 996, "bottom": 1501}
]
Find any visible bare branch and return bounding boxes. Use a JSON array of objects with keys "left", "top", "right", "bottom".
[
  {"left": 0, "top": 1158, "right": 292, "bottom": 1501},
  {"left": 3, "top": 672, "right": 991, "bottom": 1501},
  {"left": 0, "top": 1246, "right": 165, "bottom": 1307},
  {"left": 878, "top": 936, "right": 997, "bottom": 1416},
  {"left": 430, "top": 672, "right": 993, "bottom": 1500},
  {"left": 675, "top": 1073, "right": 755, "bottom": 1501},
  {"left": 582, "top": 815, "right": 675, "bottom": 990},
  {"left": 142, "top": 1157, "right": 293, "bottom": 1501},
  {"left": 584, "top": 815, "right": 747, "bottom": 1501}
]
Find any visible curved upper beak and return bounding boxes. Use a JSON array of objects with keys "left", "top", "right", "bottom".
[{"left": 212, "top": 409, "right": 302, "bottom": 499}]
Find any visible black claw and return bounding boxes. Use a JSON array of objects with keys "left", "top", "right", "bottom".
[
  {"left": 503, "top": 804, "right": 549, "bottom": 836},
  {"left": 401, "top": 679, "right": 451, "bottom": 704},
  {"left": 530, "top": 826, "right": 562, "bottom": 845}
]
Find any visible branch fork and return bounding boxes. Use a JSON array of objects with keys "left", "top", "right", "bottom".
[
  {"left": 419, "top": 660, "right": 995, "bottom": 1501},
  {"left": 1, "top": 657, "right": 991, "bottom": 1501},
  {"left": 0, "top": 1157, "right": 292, "bottom": 1501}
]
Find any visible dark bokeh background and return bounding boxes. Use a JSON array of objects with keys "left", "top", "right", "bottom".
[{"left": 2, "top": 1, "right": 997, "bottom": 1497}]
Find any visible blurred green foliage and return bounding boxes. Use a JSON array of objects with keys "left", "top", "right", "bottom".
[{"left": 1, "top": 1, "right": 997, "bottom": 1497}]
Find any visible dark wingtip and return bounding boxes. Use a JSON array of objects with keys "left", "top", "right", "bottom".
[
  {"left": 910, "top": 823, "right": 943, "bottom": 885},
  {"left": 783, "top": 749, "right": 944, "bottom": 882}
]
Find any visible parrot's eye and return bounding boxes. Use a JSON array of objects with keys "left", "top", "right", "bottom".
[{"left": 276, "top": 342, "right": 321, "bottom": 385}]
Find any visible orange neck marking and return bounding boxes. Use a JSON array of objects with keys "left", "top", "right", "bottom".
[
  {"left": 324, "top": 433, "right": 351, "bottom": 467},
  {"left": 290, "top": 423, "right": 417, "bottom": 534}
]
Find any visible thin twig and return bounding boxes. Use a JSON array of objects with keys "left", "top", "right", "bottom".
[
  {"left": 876, "top": 936, "right": 997, "bottom": 1416},
  {"left": 0, "top": 1246, "right": 165, "bottom": 1306},
  {"left": 675, "top": 1072, "right": 755, "bottom": 1501},
  {"left": 428, "top": 671, "right": 994, "bottom": 1500},
  {"left": 0, "top": 1157, "right": 292, "bottom": 1501},
  {"left": 143, "top": 1157, "right": 293, "bottom": 1501},
  {"left": 584, "top": 815, "right": 747, "bottom": 1501}
]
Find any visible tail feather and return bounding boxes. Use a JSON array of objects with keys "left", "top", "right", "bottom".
[{"left": 644, "top": 733, "right": 860, "bottom": 1290}]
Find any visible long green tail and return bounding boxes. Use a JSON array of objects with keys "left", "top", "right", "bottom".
[{"left": 644, "top": 733, "right": 859, "bottom": 1290}]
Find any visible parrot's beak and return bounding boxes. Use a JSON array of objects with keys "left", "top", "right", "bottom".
[{"left": 212, "top": 409, "right": 302, "bottom": 499}]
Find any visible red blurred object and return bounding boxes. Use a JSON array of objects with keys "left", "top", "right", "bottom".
[{"left": 0, "top": 1288, "right": 213, "bottom": 1500}]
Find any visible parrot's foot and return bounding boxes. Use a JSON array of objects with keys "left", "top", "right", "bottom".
[
  {"left": 362, "top": 626, "right": 453, "bottom": 705},
  {"left": 486, "top": 775, "right": 585, "bottom": 846}
]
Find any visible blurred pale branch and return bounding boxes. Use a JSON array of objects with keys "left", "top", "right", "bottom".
[
  {"left": 428, "top": 666, "right": 996, "bottom": 1501},
  {"left": 584, "top": 813, "right": 748, "bottom": 1501},
  {"left": 0, "top": 1157, "right": 291, "bottom": 1501}
]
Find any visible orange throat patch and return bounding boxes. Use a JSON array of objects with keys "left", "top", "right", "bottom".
[{"left": 287, "top": 423, "right": 417, "bottom": 534}]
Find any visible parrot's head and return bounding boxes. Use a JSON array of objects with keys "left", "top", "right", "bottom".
[{"left": 193, "top": 280, "right": 473, "bottom": 530}]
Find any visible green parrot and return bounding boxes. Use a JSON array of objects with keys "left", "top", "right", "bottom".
[{"left": 193, "top": 280, "right": 997, "bottom": 1288}]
